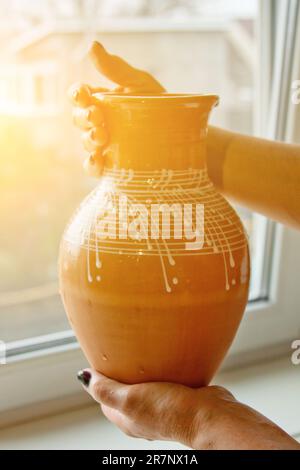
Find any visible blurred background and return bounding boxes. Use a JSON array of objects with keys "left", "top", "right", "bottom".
[{"left": 0, "top": 0, "right": 258, "bottom": 342}]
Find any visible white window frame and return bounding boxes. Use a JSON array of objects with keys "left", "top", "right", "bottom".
[{"left": 1, "top": 3, "right": 300, "bottom": 417}]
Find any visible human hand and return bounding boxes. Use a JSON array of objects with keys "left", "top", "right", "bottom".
[
  {"left": 77, "top": 369, "right": 300, "bottom": 450},
  {"left": 69, "top": 41, "right": 165, "bottom": 177}
]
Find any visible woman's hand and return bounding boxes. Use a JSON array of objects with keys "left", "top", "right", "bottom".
[
  {"left": 78, "top": 369, "right": 300, "bottom": 450},
  {"left": 69, "top": 41, "right": 165, "bottom": 177}
]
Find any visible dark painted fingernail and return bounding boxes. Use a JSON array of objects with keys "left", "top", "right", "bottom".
[{"left": 77, "top": 370, "right": 91, "bottom": 387}]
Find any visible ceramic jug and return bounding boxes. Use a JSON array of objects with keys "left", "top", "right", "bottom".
[{"left": 59, "top": 93, "right": 250, "bottom": 387}]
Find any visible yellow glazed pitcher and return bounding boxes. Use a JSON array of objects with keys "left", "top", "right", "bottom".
[{"left": 59, "top": 93, "right": 250, "bottom": 387}]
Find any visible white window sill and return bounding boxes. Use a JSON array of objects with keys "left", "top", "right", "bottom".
[{"left": 0, "top": 356, "right": 299, "bottom": 450}]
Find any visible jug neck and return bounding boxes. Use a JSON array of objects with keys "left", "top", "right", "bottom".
[{"left": 99, "top": 93, "right": 219, "bottom": 171}]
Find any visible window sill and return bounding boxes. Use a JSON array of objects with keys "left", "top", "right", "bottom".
[{"left": 0, "top": 356, "right": 299, "bottom": 449}]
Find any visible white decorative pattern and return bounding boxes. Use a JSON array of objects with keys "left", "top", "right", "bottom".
[{"left": 64, "top": 168, "right": 248, "bottom": 293}]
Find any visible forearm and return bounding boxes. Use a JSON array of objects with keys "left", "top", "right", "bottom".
[{"left": 207, "top": 126, "right": 300, "bottom": 230}]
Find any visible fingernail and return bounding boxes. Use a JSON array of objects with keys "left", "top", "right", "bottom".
[
  {"left": 89, "top": 127, "right": 107, "bottom": 146},
  {"left": 91, "top": 41, "right": 103, "bottom": 51},
  {"left": 77, "top": 370, "right": 91, "bottom": 387},
  {"left": 83, "top": 154, "right": 104, "bottom": 178}
]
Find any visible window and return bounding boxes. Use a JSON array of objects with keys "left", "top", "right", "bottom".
[{"left": 0, "top": 0, "right": 299, "bottom": 412}]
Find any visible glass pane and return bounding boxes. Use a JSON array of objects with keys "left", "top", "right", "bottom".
[{"left": 0, "top": 0, "right": 259, "bottom": 343}]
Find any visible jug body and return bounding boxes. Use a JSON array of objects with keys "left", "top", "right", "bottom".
[{"left": 59, "top": 94, "right": 250, "bottom": 386}]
